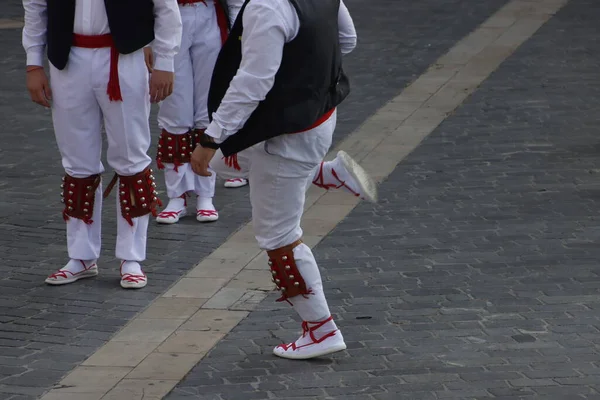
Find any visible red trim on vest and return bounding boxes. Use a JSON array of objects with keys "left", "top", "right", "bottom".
[
  {"left": 72, "top": 33, "right": 122, "bottom": 102},
  {"left": 294, "top": 108, "right": 335, "bottom": 133}
]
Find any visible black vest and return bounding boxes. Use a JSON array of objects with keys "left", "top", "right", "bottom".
[
  {"left": 47, "top": 0, "right": 155, "bottom": 70},
  {"left": 207, "top": 0, "right": 350, "bottom": 157}
]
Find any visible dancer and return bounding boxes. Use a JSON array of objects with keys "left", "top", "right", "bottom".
[
  {"left": 153, "top": 0, "right": 245, "bottom": 224},
  {"left": 191, "top": 0, "right": 376, "bottom": 359},
  {"left": 23, "top": 0, "right": 182, "bottom": 288}
]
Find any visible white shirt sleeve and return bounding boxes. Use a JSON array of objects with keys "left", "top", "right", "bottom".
[
  {"left": 22, "top": 0, "right": 48, "bottom": 67},
  {"left": 205, "top": 1, "right": 296, "bottom": 142},
  {"left": 151, "top": 0, "right": 183, "bottom": 72},
  {"left": 338, "top": 0, "right": 357, "bottom": 55}
]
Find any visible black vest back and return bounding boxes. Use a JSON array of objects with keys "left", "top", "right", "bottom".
[
  {"left": 207, "top": 0, "right": 350, "bottom": 157},
  {"left": 47, "top": 0, "right": 155, "bottom": 70}
]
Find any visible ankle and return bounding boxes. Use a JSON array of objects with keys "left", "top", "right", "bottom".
[
  {"left": 196, "top": 196, "right": 215, "bottom": 210},
  {"left": 307, "top": 316, "right": 337, "bottom": 336},
  {"left": 166, "top": 196, "right": 186, "bottom": 210},
  {"left": 120, "top": 260, "right": 143, "bottom": 276},
  {"left": 65, "top": 259, "right": 96, "bottom": 272}
]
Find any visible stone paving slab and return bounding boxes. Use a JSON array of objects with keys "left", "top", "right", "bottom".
[
  {"left": 0, "top": 0, "right": 508, "bottom": 398},
  {"left": 165, "top": 0, "right": 600, "bottom": 399}
]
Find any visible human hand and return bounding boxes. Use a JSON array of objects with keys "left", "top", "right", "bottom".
[
  {"left": 149, "top": 69, "right": 174, "bottom": 103},
  {"left": 26, "top": 66, "right": 52, "bottom": 108},
  {"left": 191, "top": 145, "right": 217, "bottom": 177},
  {"left": 143, "top": 47, "right": 154, "bottom": 73}
]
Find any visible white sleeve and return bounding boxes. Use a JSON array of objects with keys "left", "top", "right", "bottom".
[
  {"left": 151, "top": 0, "right": 183, "bottom": 72},
  {"left": 338, "top": 0, "right": 357, "bottom": 55},
  {"left": 22, "top": 0, "right": 48, "bottom": 66},
  {"left": 205, "top": 2, "right": 295, "bottom": 141}
]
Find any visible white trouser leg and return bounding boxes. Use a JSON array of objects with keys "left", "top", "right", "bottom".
[
  {"left": 190, "top": 1, "right": 221, "bottom": 197},
  {"left": 249, "top": 115, "right": 336, "bottom": 322},
  {"left": 193, "top": 168, "right": 216, "bottom": 198},
  {"left": 163, "top": 163, "right": 195, "bottom": 199},
  {"left": 190, "top": 0, "right": 221, "bottom": 130},
  {"left": 66, "top": 185, "right": 103, "bottom": 260},
  {"left": 49, "top": 51, "right": 105, "bottom": 261},
  {"left": 94, "top": 47, "right": 152, "bottom": 262},
  {"left": 157, "top": 5, "right": 194, "bottom": 136},
  {"left": 115, "top": 194, "right": 150, "bottom": 262},
  {"left": 157, "top": 6, "right": 200, "bottom": 200},
  {"left": 249, "top": 150, "right": 330, "bottom": 322}
]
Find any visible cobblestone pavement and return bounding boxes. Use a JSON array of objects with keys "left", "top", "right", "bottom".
[
  {"left": 0, "top": 0, "right": 508, "bottom": 398},
  {"left": 165, "top": 0, "right": 600, "bottom": 399}
]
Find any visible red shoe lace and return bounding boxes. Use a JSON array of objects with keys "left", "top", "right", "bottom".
[
  {"left": 158, "top": 210, "right": 182, "bottom": 219},
  {"left": 197, "top": 209, "right": 218, "bottom": 217},
  {"left": 158, "top": 194, "right": 187, "bottom": 218},
  {"left": 312, "top": 162, "right": 360, "bottom": 197},
  {"left": 276, "top": 316, "right": 338, "bottom": 351},
  {"left": 48, "top": 261, "right": 95, "bottom": 279},
  {"left": 121, "top": 274, "right": 147, "bottom": 283},
  {"left": 120, "top": 261, "right": 146, "bottom": 283}
]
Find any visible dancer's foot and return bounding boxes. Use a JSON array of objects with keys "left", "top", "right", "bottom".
[
  {"left": 45, "top": 259, "right": 98, "bottom": 285},
  {"left": 196, "top": 196, "right": 219, "bottom": 222},
  {"left": 273, "top": 316, "right": 346, "bottom": 360},
  {"left": 156, "top": 195, "right": 187, "bottom": 224},
  {"left": 224, "top": 178, "right": 248, "bottom": 188},
  {"left": 120, "top": 261, "right": 147, "bottom": 289},
  {"left": 313, "top": 150, "right": 378, "bottom": 203}
]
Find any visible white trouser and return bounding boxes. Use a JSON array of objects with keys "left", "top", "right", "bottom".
[
  {"left": 50, "top": 47, "right": 152, "bottom": 262},
  {"left": 157, "top": 1, "right": 221, "bottom": 199},
  {"left": 211, "top": 110, "right": 337, "bottom": 321}
]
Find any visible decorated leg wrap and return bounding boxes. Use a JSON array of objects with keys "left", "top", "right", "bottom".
[
  {"left": 156, "top": 129, "right": 193, "bottom": 171},
  {"left": 267, "top": 239, "right": 313, "bottom": 302},
  {"left": 61, "top": 174, "right": 102, "bottom": 224},
  {"left": 103, "top": 167, "right": 162, "bottom": 226}
]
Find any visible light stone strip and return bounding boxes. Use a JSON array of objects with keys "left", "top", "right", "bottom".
[
  {"left": 0, "top": 19, "right": 23, "bottom": 29},
  {"left": 38, "top": 0, "right": 568, "bottom": 398}
]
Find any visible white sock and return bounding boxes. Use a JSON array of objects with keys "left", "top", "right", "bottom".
[
  {"left": 62, "top": 259, "right": 96, "bottom": 273},
  {"left": 121, "top": 261, "right": 143, "bottom": 276},
  {"left": 293, "top": 317, "right": 339, "bottom": 346},
  {"left": 162, "top": 197, "right": 186, "bottom": 212},
  {"left": 196, "top": 196, "right": 215, "bottom": 211}
]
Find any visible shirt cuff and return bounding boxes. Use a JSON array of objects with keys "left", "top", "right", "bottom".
[
  {"left": 206, "top": 120, "right": 225, "bottom": 144},
  {"left": 153, "top": 54, "right": 174, "bottom": 72},
  {"left": 26, "top": 49, "right": 44, "bottom": 67}
]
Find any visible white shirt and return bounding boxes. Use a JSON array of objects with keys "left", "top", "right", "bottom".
[
  {"left": 206, "top": 0, "right": 357, "bottom": 143},
  {"left": 22, "top": 0, "right": 182, "bottom": 72}
]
